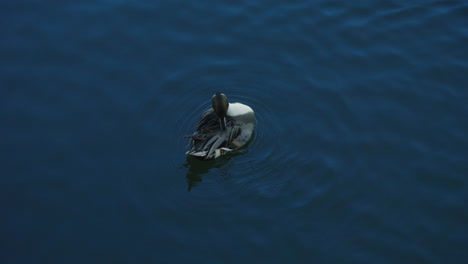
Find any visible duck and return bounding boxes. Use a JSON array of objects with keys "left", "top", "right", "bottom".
[{"left": 185, "top": 93, "right": 255, "bottom": 160}]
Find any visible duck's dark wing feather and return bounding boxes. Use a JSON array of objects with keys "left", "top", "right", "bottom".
[
  {"left": 195, "top": 109, "right": 219, "bottom": 135},
  {"left": 186, "top": 109, "right": 241, "bottom": 159}
]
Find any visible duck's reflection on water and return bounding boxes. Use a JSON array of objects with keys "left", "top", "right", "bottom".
[{"left": 183, "top": 155, "right": 234, "bottom": 191}]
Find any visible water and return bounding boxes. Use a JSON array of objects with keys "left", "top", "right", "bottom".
[{"left": 1, "top": 0, "right": 467, "bottom": 263}]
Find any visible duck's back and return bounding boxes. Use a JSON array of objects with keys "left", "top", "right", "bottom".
[{"left": 186, "top": 102, "right": 255, "bottom": 159}]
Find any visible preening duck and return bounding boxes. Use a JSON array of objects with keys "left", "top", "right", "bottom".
[{"left": 185, "top": 93, "right": 255, "bottom": 160}]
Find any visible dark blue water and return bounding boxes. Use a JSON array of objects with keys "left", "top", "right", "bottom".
[{"left": 2, "top": 0, "right": 467, "bottom": 263}]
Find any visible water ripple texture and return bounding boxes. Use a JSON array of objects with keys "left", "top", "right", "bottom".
[{"left": 2, "top": 0, "right": 467, "bottom": 263}]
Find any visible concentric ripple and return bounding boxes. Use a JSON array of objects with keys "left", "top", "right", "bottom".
[{"left": 139, "top": 58, "right": 334, "bottom": 213}]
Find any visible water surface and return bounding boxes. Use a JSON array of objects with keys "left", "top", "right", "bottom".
[{"left": 1, "top": 0, "right": 467, "bottom": 263}]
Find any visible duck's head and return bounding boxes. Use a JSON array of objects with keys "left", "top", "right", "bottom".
[{"left": 212, "top": 93, "right": 229, "bottom": 131}]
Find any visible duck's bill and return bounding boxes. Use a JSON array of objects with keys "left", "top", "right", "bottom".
[{"left": 219, "top": 117, "right": 227, "bottom": 131}]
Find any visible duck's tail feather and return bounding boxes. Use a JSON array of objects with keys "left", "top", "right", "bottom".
[
  {"left": 187, "top": 132, "right": 229, "bottom": 159},
  {"left": 207, "top": 133, "right": 227, "bottom": 158}
]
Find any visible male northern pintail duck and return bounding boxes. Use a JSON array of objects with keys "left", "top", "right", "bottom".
[{"left": 185, "top": 93, "right": 255, "bottom": 160}]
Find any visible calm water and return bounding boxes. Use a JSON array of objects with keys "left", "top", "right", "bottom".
[{"left": 2, "top": 0, "right": 467, "bottom": 263}]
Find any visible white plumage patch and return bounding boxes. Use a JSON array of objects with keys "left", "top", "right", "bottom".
[{"left": 227, "top": 103, "right": 253, "bottom": 117}]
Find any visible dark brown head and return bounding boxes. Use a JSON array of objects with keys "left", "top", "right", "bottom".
[
  {"left": 212, "top": 93, "right": 229, "bottom": 118},
  {"left": 212, "top": 93, "right": 229, "bottom": 130}
]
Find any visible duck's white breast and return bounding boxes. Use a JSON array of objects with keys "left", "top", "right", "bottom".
[{"left": 227, "top": 103, "right": 253, "bottom": 117}]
